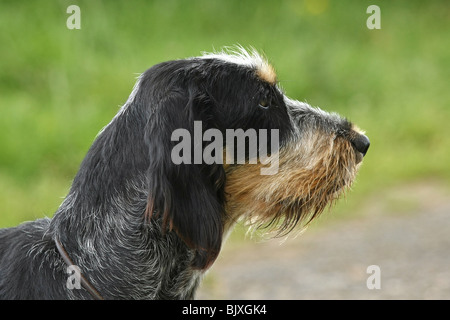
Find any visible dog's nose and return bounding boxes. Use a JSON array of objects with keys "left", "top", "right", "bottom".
[{"left": 351, "top": 133, "right": 370, "bottom": 156}]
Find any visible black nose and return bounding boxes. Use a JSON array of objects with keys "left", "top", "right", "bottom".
[{"left": 351, "top": 134, "right": 370, "bottom": 156}]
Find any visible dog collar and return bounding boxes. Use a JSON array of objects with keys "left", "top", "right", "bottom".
[{"left": 55, "top": 238, "right": 104, "bottom": 300}]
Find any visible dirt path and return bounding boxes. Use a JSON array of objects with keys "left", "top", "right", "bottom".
[{"left": 197, "top": 181, "right": 450, "bottom": 299}]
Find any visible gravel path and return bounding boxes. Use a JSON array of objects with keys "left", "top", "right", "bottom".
[{"left": 197, "top": 182, "right": 450, "bottom": 299}]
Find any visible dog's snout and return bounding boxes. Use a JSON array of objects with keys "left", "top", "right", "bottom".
[{"left": 351, "top": 133, "right": 370, "bottom": 156}]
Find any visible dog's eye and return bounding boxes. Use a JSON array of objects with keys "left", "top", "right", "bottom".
[{"left": 258, "top": 99, "right": 270, "bottom": 109}]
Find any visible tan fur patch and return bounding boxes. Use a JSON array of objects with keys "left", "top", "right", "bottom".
[
  {"left": 256, "top": 62, "right": 277, "bottom": 85},
  {"left": 223, "top": 132, "right": 359, "bottom": 233}
]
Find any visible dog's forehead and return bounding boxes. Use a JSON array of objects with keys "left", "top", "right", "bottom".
[{"left": 199, "top": 47, "right": 277, "bottom": 85}]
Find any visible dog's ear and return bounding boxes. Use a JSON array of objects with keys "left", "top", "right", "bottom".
[{"left": 144, "top": 88, "right": 226, "bottom": 270}]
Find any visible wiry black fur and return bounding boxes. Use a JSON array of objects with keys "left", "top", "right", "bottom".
[{"left": 0, "top": 53, "right": 293, "bottom": 299}]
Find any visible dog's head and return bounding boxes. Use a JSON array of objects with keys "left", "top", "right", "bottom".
[{"left": 129, "top": 47, "right": 369, "bottom": 269}]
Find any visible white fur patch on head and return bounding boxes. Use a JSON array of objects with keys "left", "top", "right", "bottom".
[{"left": 200, "top": 46, "right": 277, "bottom": 84}]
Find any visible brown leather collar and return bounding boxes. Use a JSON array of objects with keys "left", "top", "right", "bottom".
[{"left": 55, "top": 238, "right": 104, "bottom": 300}]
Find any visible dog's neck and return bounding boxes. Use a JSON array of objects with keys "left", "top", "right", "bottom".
[
  {"left": 48, "top": 113, "right": 204, "bottom": 299},
  {"left": 49, "top": 178, "right": 203, "bottom": 299}
]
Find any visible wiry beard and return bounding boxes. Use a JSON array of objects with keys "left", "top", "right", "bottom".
[{"left": 224, "top": 131, "right": 360, "bottom": 236}]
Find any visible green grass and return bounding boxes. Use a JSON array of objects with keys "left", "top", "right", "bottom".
[{"left": 1, "top": 0, "right": 449, "bottom": 227}]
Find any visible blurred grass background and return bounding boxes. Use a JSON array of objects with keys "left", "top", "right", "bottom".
[{"left": 0, "top": 0, "right": 449, "bottom": 228}]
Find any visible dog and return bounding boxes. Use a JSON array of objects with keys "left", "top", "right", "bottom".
[{"left": 0, "top": 47, "right": 369, "bottom": 299}]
